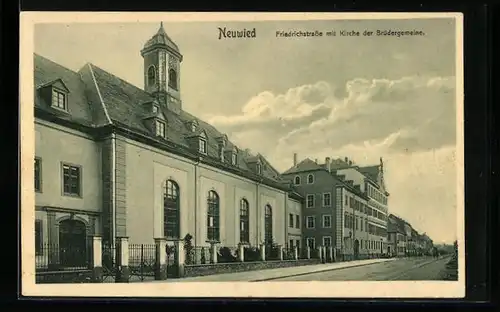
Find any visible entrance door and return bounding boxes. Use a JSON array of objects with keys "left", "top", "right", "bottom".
[
  {"left": 354, "top": 239, "right": 360, "bottom": 260},
  {"left": 59, "top": 219, "right": 87, "bottom": 268}
]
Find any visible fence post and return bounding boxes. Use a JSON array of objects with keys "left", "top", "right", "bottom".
[
  {"left": 306, "top": 246, "right": 311, "bottom": 259},
  {"left": 210, "top": 242, "right": 218, "bottom": 264},
  {"left": 116, "top": 237, "right": 129, "bottom": 283},
  {"left": 91, "top": 236, "right": 103, "bottom": 282},
  {"left": 328, "top": 247, "right": 334, "bottom": 263},
  {"left": 154, "top": 237, "right": 167, "bottom": 280},
  {"left": 279, "top": 245, "right": 284, "bottom": 261},
  {"left": 175, "top": 239, "right": 185, "bottom": 277},
  {"left": 318, "top": 247, "right": 323, "bottom": 263},
  {"left": 294, "top": 246, "right": 299, "bottom": 260},
  {"left": 260, "top": 243, "right": 266, "bottom": 261},
  {"left": 238, "top": 244, "right": 245, "bottom": 262}
]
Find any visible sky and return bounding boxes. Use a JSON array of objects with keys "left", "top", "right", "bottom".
[{"left": 34, "top": 17, "right": 460, "bottom": 244}]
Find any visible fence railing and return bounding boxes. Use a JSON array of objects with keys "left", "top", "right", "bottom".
[
  {"left": 217, "top": 246, "right": 240, "bottom": 263},
  {"left": 128, "top": 244, "right": 156, "bottom": 282},
  {"left": 282, "top": 247, "right": 295, "bottom": 260},
  {"left": 36, "top": 243, "right": 91, "bottom": 271}
]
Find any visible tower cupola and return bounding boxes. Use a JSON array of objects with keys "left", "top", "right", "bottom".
[{"left": 141, "top": 22, "right": 183, "bottom": 114}]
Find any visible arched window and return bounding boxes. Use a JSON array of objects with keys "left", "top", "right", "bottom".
[
  {"left": 164, "top": 180, "right": 180, "bottom": 239},
  {"left": 294, "top": 176, "right": 301, "bottom": 185},
  {"left": 147, "top": 66, "right": 156, "bottom": 88},
  {"left": 307, "top": 174, "right": 314, "bottom": 184},
  {"left": 264, "top": 204, "right": 273, "bottom": 245},
  {"left": 240, "top": 199, "right": 250, "bottom": 243},
  {"left": 207, "top": 190, "right": 220, "bottom": 241},
  {"left": 168, "top": 68, "right": 177, "bottom": 90}
]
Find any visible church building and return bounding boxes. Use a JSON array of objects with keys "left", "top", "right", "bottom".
[{"left": 33, "top": 23, "right": 302, "bottom": 260}]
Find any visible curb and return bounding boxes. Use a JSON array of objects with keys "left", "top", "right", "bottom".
[{"left": 251, "top": 259, "right": 395, "bottom": 282}]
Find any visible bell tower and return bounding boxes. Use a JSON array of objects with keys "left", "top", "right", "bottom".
[{"left": 141, "top": 22, "right": 183, "bottom": 114}]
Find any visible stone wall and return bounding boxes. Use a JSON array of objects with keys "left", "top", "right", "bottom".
[{"left": 184, "top": 259, "right": 321, "bottom": 278}]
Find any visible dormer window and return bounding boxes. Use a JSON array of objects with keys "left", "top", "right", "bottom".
[
  {"left": 52, "top": 90, "right": 67, "bottom": 110},
  {"left": 152, "top": 104, "right": 159, "bottom": 114},
  {"left": 199, "top": 138, "right": 207, "bottom": 154},
  {"left": 155, "top": 120, "right": 166, "bottom": 138},
  {"left": 256, "top": 163, "right": 262, "bottom": 175},
  {"left": 231, "top": 153, "right": 237, "bottom": 165}
]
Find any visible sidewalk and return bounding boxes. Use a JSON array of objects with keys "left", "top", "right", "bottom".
[{"left": 156, "top": 258, "right": 396, "bottom": 282}]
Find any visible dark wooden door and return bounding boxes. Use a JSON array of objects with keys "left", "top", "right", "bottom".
[{"left": 59, "top": 219, "right": 87, "bottom": 268}]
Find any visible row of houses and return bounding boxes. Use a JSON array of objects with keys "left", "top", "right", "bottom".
[
  {"left": 387, "top": 214, "right": 434, "bottom": 257},
  {"left": 32, "top": 23, "right": 432, "bottom": 271}
]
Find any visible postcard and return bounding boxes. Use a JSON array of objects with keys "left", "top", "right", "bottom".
[{"left": 20, "top": 12, "right": 464, "bottom": 298}]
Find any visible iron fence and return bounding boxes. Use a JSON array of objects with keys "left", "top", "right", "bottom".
[
  {"left": 36, "top": 243, "right": 91, "bottom": 271},
  {"left": 128, "top": 244, "right": 156, "bottom": 282},
  {"left": 298, "top": 247, "right": 308, "bottom": 259},
  {"left": 101, "top": 243, "right": 117, "bottom": 283},
  {"left": 265, "top": 244, "right": 281, "bottom": 261},
  {"left": 282, "top": 247, "right": 295, "bottom": 260},
  {"left": 185, "top": 246, "right": 210, "bottom": 265},
  {"left": 309, "top": 248, "right": 319, "bottom": 259}
]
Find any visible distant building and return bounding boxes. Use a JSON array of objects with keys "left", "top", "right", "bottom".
[
  {"left": 387, "top": 214, "right": 408, "bottom": 257},
  {"left": 281, "top": 154, "right": 389, "bottom": 259}
]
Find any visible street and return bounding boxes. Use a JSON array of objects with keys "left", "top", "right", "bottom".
[{"left": 263, "top": 256, "right": 455, "bottom": 281}]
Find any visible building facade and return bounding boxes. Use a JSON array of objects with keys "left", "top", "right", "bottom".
[
  {"left": 281, "top": 155, "right": 388, "bottom": 259},
  {"left": 33, "top": 24, "right": 302, "bottom": 267},
  {"left": 286, "top": 192, "right": 303, "bottom": 250}
]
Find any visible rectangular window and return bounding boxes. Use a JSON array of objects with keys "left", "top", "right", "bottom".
[
  {"left": 296, "top": 239, "right": 300, "bottom": 248},
  {"left": 199, "top": 139, "right": 207, "bottom": 154},
  {"left": 306, "top": 216, "right": 315, "bottom": 229},
  {"left": 344, "top": 212, "right": 348, "bottom": 228},
  {"left": 322, "top": 215, "right": 332, "bottom": 228},
  {"left": 34, "top": 157, "right": 41, "bottom": 192},
  {"left": 52, "top": 90, "right": 66, "bottom": 110},
  {"left": 345, "top": 194, "right": 348, "bottom": 205},
  {"left": 289, "top": 214, "right": 294, "bottom": 228},
  {"left": 62, "top": 163, "right": 81, "bottom": 196},
  {"left": 322, "top": 236, "right": 332, "bottom": 247},
  {"left": 306, "top": 194, "right": 315, "bottom": 208},
  {"left": 295, "top": 215, "right": 300, "bottom": 229},
  {"left": 360, "top": 217, "right": 364, "bottom": 231},
  {"left": 355, "top": 216, "right": 359, "bottom": 230},
  {"left": 35, "top": 219, "right": 42, "bottom": 256},
  {"left": 323, "top": 193, "right": 331, "bottom": 207},
  {"left": 155, "top": 120, "right": 166, "bottom": 137}
]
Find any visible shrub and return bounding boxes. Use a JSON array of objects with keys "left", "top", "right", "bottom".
[
  {"left": 183, "top": 234, "right": 194, "bottom": 265},
  {"left": 218, "top": 247, "right": 238, "bottom": 263},
  {"left": 244, "top": 246, "right": 261, "bottom": 262}
]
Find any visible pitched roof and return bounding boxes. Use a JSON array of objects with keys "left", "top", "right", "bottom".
[
  {"left": 282, "top": 158, "right": 322, "bottom": 175},
  {"left": 358, "top": 165, "right": 380, "bottom": 182},
  {"left": 34, "top": 54, "right": 95, "bottom": 126},
  {"left": 141, "top": 23, "right": 181, "bottom": 57},
  {"left": 33, "top": 53, "right": 284, "bottom": 186}
]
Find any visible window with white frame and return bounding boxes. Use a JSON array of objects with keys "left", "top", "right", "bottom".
[
  {"left": 307, "top": 174, "right": 314, "bottom": 184},
  {"left": 306, "top": 194, "right": 315, "bottom": 208},
  {"left": 306, "top": 216, "right": 315, "bottom": 229},
  {"left": 322, "top": 215, "right": 332, "bottom": 228},
  {"left": 155, "top": 120, "right": 166, "bottom": 138},
  {"left": 231, "top": 153, "right": 237, "bottom": 165},
  {"left": 199, "top": 138, "right": 207, "bottom": 154},
  {"left": 323, "top": 193, "right": 331, "bottom": 206},
  {"left": 52, "top": 89, "right": 67, "bottom": 110},
  {"left": 294, "top": 176, "right": 301, "bottom": 185},
  {"left": 322, "top": 236, "right": 332, "bottom": 247}
]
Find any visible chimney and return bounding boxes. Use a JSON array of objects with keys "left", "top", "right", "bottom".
[
  {"left": 315, "top": 158, "right": 318, "bottom": 164},
  {"left": 348, "top": 160, "right": 352, "bottom": 166},
  {"left": 325, "top": 157, "right": 331, "bottom": 172},
  {"left": 344, "top": 157, "right": 349, "bottom": 163},
  {"left": 293, "top": 153, "right": 298, "bottom": 167}
]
